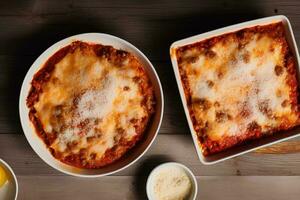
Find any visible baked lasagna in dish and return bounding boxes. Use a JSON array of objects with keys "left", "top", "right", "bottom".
[
  {"left": 27, "top": 41, "right": 155, "bottom": 168},
  {"left": 175, "top": 22, "right": 300, "bottom": 155}
]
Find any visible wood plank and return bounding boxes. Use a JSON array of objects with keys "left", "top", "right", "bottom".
[
  {"left": 255, "top": 140, "right": 300, "bottom": 154},
  {"left": 1, "top": 0, "right": 300, "bottom": 16},
  {"left": 1, "top": 134, "right": 300, "bottom": 176},
  {"left": 0, "top": 1, "right": 36, "bottom": 16},
  {"left": 17, "top": 175, "right": 300, "bottom": 200},
  {"left": 1, "top": 1, "right": 300, "bottom": 61}
]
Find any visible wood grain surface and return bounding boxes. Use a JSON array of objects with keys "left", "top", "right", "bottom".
[{"left": 1, "top": 0, "right": 300, "bottom": 199}]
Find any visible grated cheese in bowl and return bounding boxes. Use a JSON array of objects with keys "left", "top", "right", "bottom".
[{"left": 147, "top": 162, "right": 197, "bottom": 200}]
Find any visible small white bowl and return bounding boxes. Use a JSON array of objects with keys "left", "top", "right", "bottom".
[
  {"left": 0, "top": 159, "right": 18, "bottom": 200},
  {"left": 146, "top": 162, "right": 198, "bottom": 200},
  {"left": 19, "top": 33, "right": 164, "bottom": 177}
]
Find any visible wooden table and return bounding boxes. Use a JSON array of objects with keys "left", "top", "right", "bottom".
[{"left": 1, "top": 0, "right": 300, "bottom": 199}]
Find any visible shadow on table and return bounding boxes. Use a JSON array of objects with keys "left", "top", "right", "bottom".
[{"left": 132, "top": 155, "right": 173, "bottom": 199}]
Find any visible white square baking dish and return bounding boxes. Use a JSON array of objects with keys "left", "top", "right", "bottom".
[{"left": 170, "top": 15, "right": 300, "bottom": 164}]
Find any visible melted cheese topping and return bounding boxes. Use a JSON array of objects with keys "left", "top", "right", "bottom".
[
  {"left": 178, "top": 26, "right": 299, "bottom": 142},
  {"left": 33, "top": 45, "right": 148, "bottom": 162}
]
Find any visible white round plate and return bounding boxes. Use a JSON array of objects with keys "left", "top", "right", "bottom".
[{"left": 19, "top": 33, "right": 164, "bottom": 177}]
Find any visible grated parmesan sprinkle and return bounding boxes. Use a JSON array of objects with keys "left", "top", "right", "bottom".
[{"left": 76, "top": 75, "right": 116, "bottom": 122}]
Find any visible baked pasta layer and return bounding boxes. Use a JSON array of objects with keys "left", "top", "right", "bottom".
[
  {"left": 176, "top": 22, "right": 300, "bottom": 155},
  {"left": 27, "top": 41, "right": 155, "bottom": 168}
]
